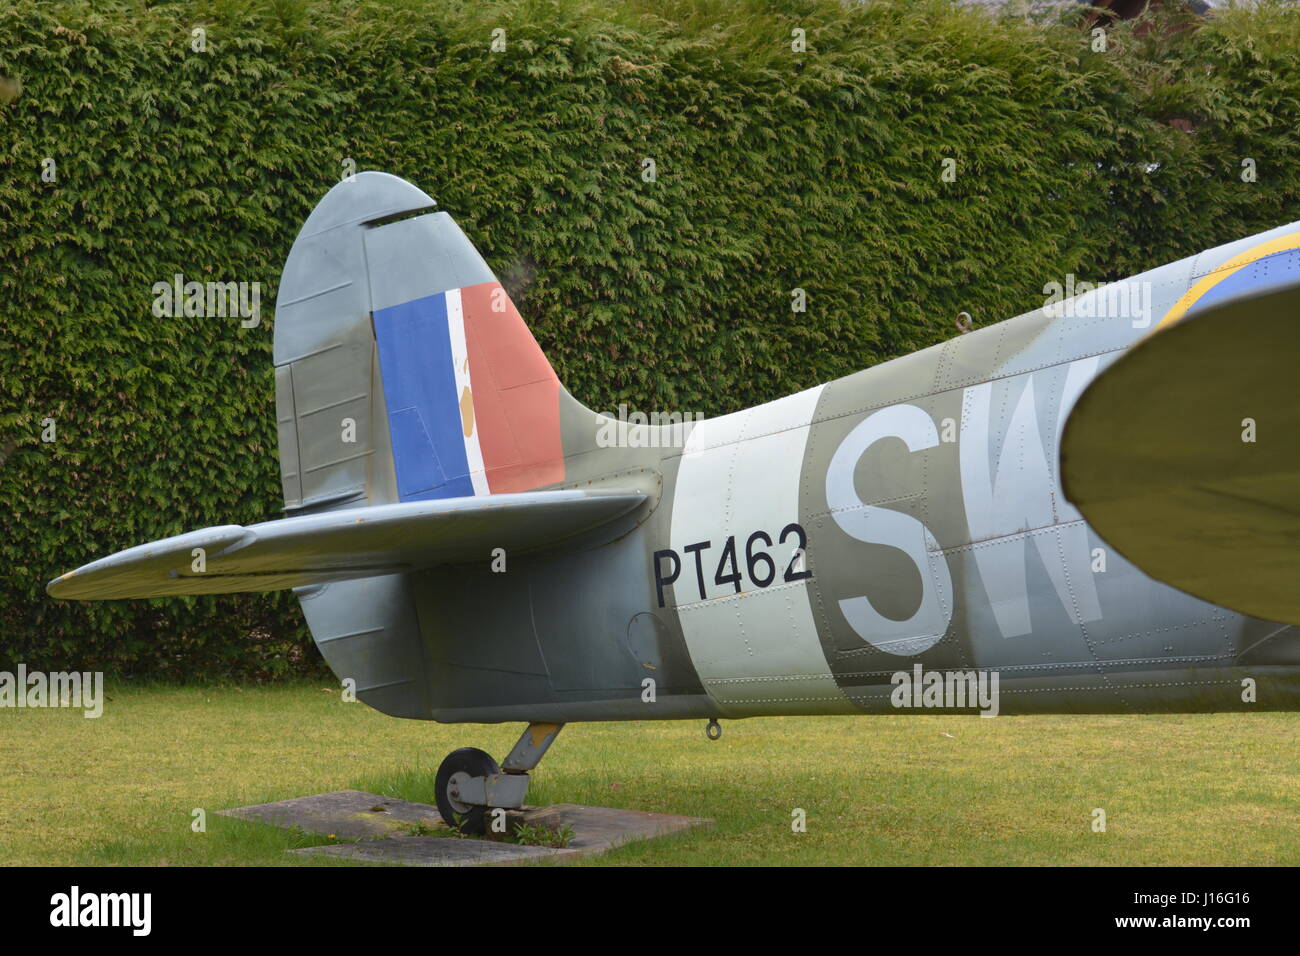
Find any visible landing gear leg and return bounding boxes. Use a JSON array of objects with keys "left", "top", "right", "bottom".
[{"left": 434, "top": 722, "right": 564, "bottom": 835}]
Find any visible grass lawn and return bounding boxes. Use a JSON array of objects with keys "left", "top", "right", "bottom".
[{"left": 1, "top": 681, "right": 1296, "bottom": 866}]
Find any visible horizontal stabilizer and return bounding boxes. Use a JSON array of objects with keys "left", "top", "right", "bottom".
[
  {"left": 48, "top": 490, "right": 645, "bottom": 600},
  {"left": 1061, "top": 282, "right": 1300, "bottom": 625}
]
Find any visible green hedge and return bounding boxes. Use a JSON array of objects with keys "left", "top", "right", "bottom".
[{"left": 2, "top": 0, "right": 1298, "bottom": 678}]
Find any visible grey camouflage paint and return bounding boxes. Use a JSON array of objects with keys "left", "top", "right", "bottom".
[
  {"left": 301, "top": 175, "right": 1299, "bottom": 722},
  {"left": 50, "top": 173, "right": 1300, "bottom": 723}
]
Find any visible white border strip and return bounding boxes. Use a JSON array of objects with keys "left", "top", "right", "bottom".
[{"left": 445, "top": 287, "right": 490, "bottom": 496}]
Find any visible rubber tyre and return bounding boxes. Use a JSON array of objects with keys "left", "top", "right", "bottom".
[{"left": 435, "top": 747, "right": 500, "bottom": 835}]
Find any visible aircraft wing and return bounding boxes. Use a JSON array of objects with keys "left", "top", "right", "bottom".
[
  {"left": 47, "top": 489, "right": 646, "bottom": 600},
  {"left": 1061, "top": 282, "right": 1300, "bottom": 626}
]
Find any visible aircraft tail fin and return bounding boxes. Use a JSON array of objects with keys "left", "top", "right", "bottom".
[
  {"left": 274, "top": 171, "right": 583, "bottom": 515},
  {"left": 49, "top": 173, "right": 635, "bottom": 722}
]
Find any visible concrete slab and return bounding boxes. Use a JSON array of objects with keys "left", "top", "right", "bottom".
[
  {"left": 219, "top": 789, "right": 444, "bottom": 841},
  {"left": 221, "top": 790, "right": 711, "bottom": 866},
  {"left": 520, "top": 803, "right": 709, "bottom": 854}
]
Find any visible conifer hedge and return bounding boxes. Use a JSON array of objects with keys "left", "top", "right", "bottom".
[{"left": 2, "top": 0, "right": 1298, "bottom": 678}]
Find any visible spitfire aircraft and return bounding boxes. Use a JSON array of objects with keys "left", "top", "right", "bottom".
[{"left": 49, "top": 172, "right": 1300, "bottom": 832}]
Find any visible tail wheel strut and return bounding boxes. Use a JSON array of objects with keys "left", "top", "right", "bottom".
[{"left": 434, "top": 722, "right": 565, "bottom": 834}]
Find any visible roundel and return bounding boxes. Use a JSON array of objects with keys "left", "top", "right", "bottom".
[{"left": 1158, "top": 231, "right": 1300, "bottom": 330}]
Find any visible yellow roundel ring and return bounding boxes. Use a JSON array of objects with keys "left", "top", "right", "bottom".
[{"left": 1156, "top": 231, "right": 1300, "bottom": 330}]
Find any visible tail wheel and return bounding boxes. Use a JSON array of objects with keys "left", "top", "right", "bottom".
[{"left": 435, "top": 747, "right": 500, "bottom": 835}]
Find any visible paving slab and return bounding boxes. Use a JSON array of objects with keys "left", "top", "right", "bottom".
[
  {"left": 521, "top": 803, "right": 709, "bottom": 853},
  {"left": 220, "top": 790, "right": 711, "bottom": 866},
  {"left": 219, "top": 789, "right": 444, "bottom": 841}
]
